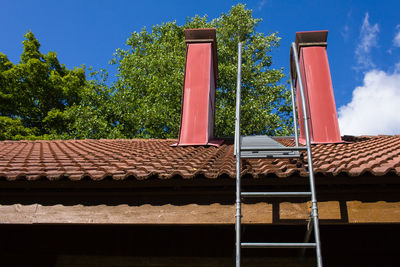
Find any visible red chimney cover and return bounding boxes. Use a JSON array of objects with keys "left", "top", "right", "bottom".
[
  {"left": 293, "top": 31, "right": 342, "bottom": 144},
  {"left": 174, "top": 29, "right": 223, "bottom": 147}
]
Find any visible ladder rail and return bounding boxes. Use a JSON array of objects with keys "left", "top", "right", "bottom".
[
  {"left": 290, "top": 71, "right": 300, "bottom": 147},
  {"left": 291, "top": 42, "right": 323, "bottom": 267},
  {"left": 234, "top": 42, "right": 243, "bottom": 267},
  {"left": 300, "top": 217, "right": 314, "bottom": 258},
  {"left": 234, "top": 41, "right": 323, "bottom": 267}
]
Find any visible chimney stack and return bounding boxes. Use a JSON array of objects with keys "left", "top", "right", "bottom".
[
  {"left": 293, "top": 31, "right": 342, "bottom": 144},
  {"left": 176, "top": 28, "right": 223, "bottom": 146}
]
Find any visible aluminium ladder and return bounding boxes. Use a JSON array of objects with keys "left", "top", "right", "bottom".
[{"left": 234, "top": 42, "right": 323, "bottom": 267}]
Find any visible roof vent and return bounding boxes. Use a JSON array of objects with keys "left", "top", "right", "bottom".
[
  {"left": 175, "top": 28, "right": 223, "bottom": 146},
  {"left": 292, "top": 30, "right": 342, "bottom": 144}
]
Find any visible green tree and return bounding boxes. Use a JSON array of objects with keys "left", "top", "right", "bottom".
[
  {"left": 112, "top": 4, "right": 292, "bottom": 138},
  {"left": 0, "top": 53, "right": 15, "bottom": 117},
  {"left": 63, "top": 69, "right": 125, "bottom": 139},
  {"left": 1, "top": 4, "right": 293, "bottom": 141},
  {"left": 0, "top": 31, "right": 86, "bottom": 139},
  {"left": 0, "top": 116, "right": 37, "bottom": 140}
]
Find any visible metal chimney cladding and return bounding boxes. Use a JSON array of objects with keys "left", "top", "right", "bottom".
[
  {"left": 292, "top": 30, "right": 342, "bottom": 144},
  {"left": 175, "top": 28, "right": 222, "bottom": 147}
]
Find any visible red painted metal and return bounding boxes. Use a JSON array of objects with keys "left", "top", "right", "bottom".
[
  {"left": 176, "top": 29, "right": 222, "bottom": 146},
  {"left": 294, "top": 31, "right": 342, "bottom": 144}
]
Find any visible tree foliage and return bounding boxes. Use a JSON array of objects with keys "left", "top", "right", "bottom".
[
  {"left": 1, "top": 4, "right": 292, "bottom": 140},
  {"left": 62, "top": 69, "right": 124, "bottom": 139},
  {"left": 112, "top": 4, "right": 292, "bottom": 138},
  {"left": 0, "top": 31, "right": 86, "bottom": 139},
  {"left": 0, "top": 116, "right": 37, "bottom": 140}
]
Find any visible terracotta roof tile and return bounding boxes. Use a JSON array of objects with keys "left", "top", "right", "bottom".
[{"left": 0, "top": 136, "right": 400, "bottom": 181}]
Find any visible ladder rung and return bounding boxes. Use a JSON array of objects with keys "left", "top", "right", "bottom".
[
  {"left": 239, "top": 153, "right": 301, "bottom": 159},
  {"left": 240, "top": 146, "right": 307, "bottom": 152},
  {"left": 241, "top": 242, "right": 316, "bottom": 248},
  {"left": 241, "top": 192, "right": 312, "bottom": 197}
]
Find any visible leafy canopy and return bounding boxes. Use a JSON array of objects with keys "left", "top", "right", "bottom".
[
  {"left": 62, "top": 69, "right": 125, "bottom": 139},
  {"left": 0, "top": 4, "right": 292, "bottom": 140},
  {"left": 0, "top": 31, "right": 86, "bottom": 139},
  {"left": 112, "top": 4, "right": 292, "bottom": 138}
]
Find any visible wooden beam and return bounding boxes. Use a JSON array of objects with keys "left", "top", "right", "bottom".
[{"left": 1, "top": 200, "right": 400, "bottom": 224}]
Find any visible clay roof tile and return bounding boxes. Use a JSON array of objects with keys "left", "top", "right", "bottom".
[{"left": 0, "top": 136, "right": 399, "bottom": 181}]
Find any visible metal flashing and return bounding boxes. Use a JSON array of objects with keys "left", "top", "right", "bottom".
[
  {"left": 176, "top": 29, "right": 222, "bottom": 147},
  {"left": 184, "top": 28, "right": 218, "bottom": 80},
  {"left": 292, "top": 30, "right": 342, "bottom": 144}
]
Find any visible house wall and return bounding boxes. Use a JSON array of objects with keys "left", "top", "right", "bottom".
[
  {"left": 0, "top": 224, "right": 399, "bottom": 267},
  {"left": 1, "top": 178, "right": 400, "bottom": 266}
]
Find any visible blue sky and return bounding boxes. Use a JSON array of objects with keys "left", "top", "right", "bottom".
[{"left": 2, "top": 0, "right": 400, "bottom": 135}]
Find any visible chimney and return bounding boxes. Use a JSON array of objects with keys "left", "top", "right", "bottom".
[
  {"left": 175, "top": 28, "right": 223, "bottom": 146},
  {"left": 292, "top": 30, "right": 342, "bottom": 144}
]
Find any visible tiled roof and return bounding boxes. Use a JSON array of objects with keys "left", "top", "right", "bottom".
[{"left": 0, "top": 135, "right": 400, "bottom": 181}]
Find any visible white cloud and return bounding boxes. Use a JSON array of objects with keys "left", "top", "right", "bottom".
[
  {"left": 341, "top": 25, "right": 350, "bottom": 41},
  {"left": 393, "top": 25, "right": 400, "bottom": 47},
  {"left": 341, "top": 10, "right": 352, "bottom": 42},
  {"left": 257, "top": 0, "right": 266, "bottom": 11},
  {"left": 395, "top": 62, "right": 400, "bottom": 73},
  {"left": 338, "top": 68, "right": 400, "bottom": 135},
  {"left": 355, "top": 13, "right": 379, "bottom": 69}
]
